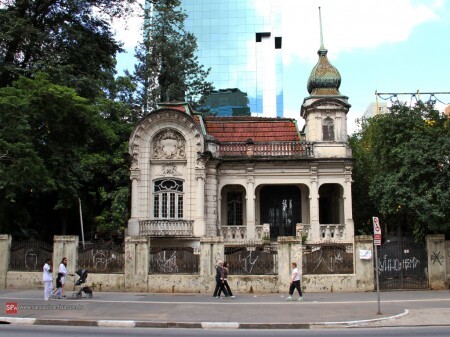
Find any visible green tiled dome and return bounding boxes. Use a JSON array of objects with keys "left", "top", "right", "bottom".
[{"left": 307, "top": 47, "right": 341, "bottom": 96}]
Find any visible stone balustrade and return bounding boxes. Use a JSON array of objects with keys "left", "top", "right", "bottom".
[
  {"left": 218, "top": 141, "right": 313, "bottom": 158},
  {"left": 220, "top": 225, "right": 264, "bottom": 242},
  {"left": 139, "top": 220, "right": 194, "bottom": 237}
]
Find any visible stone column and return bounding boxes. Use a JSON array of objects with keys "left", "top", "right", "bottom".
[
  {"left": 127, "top": 168, "right": 141, "bottom": 236},
  {"left": 354, "top": 235, "right": 375, "bottom": 291},
  {"left": 426, "top": 234, "right": 446, "bottom": 290},
  {"left": 277, "top": 236, "right": 302, "bottom": 292},
  {"left": 0, "top": 235, "right": 12, "bottom": 288},
  {"left": 343, "top": 166, "right": 355, "bottom": 240},
  {"left": 53, "top": 236, "right": 79, "bottom": 289},
  {"left": 246, "top": 174, "right": 256, "bottom": 239},
  {"left": 205, "top": 164, "right": 219, "bottom": 236},
  {"left": 194, "top": 171, "right": 206, "bottom": 236},
  {"left": 125, "top": 236, "right": 149, "bottom": 292},
  {"left": 309, "top": 167, "right": 320, "bottom": 241}
]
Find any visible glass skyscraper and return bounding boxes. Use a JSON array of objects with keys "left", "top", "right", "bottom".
[{"left": 181, "top": 0, "right": 284, "bottom": 117}]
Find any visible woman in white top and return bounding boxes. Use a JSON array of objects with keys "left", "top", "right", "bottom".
[
  {"left": 58, "top": 257, "right": 68, "bottom": 297},
  {"left": 286, "top": 262, "right": 303, "bottom": 302},
  {"left": 42, "top": 258, "right": 53, "bottom": 300}
]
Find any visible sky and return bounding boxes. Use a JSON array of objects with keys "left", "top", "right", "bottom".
[{"left": 113, "top": 0, "right": 450, "bottom": 134}]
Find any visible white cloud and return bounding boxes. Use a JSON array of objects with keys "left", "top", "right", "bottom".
[
  {"left": 280, "top": 0, "right": 441, "bottom": 64},
  {"left": 111, "top": 0, "right": 145, "bottom": 49}
]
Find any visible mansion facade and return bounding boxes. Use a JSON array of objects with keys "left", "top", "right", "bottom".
[{"left": 127, "top": 37, "right": 354, "bottom": 249}]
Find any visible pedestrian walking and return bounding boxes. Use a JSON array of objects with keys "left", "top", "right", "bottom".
[
  {"left": 220, "top": 261, "right": 235, "bottom": 298},
  {"left": 212, "top": 260, "right": 228, "bottom": 298},
  {"left": 57, "top": 257, "right": 70, "bottom": 297},
  {"left": 286, "top": 262, "right": 303, "bottom": 301},
  {"left": 53, "top": 272, "right": 64, "bottom": 299},
  {"left": 42, "top": 258, "right": 53, "bottom": 300}
]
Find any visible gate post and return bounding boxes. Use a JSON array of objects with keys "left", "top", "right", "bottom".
[
  {"left": 354, "top": 235, "right": 375, "bottom": 291},
  {"left": 200, "top": 236, "right": 224, "bottom": 293},
  {"left": 277, "top": 236, "right": 302, "bottom": 292},
  {"left": 125, "top": 236, "right": 149, "bottom": 292},
  {"left": 53, "top": 235, "right": 78, "bottom": 289},
  {"left": 0, "top": 235, "right": 12, "bottom": 289},
  {"left": 426, "top": 234, "right": 446, "bottom": 289},
  {"left": 200, "top": 237, "right": 224, "bottom": 276}
]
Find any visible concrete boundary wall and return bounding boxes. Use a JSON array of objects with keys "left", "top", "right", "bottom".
[{"left": 2, "top": 234, "right": 446, "bottom": 293}]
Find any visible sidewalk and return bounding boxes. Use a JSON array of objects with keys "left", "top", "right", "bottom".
[{"left": 0, "top": 289, "right": 449, "bottom": 329}]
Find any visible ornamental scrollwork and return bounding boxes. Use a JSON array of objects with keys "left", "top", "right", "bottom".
[{"left": 152, "top": 129, "right": 186, "bottom": 160}]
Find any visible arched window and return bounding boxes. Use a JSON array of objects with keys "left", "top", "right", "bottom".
[
  {"left": 322, "top": 117, "right": 335, "bottom": 141},
  {"left": 227, "top": 192, "right": 243, "bottom": 226},
  {"left": 153, "top": 179, "right": 184, "bottom": 219}
]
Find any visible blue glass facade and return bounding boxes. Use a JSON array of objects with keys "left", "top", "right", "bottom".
[{"left": 181, "top": 0, "right": 284, "bottom": 117}]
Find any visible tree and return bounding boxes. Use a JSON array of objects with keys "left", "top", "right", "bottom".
[
  {"left": 0, "top": 1, "right": 140, "bottom": 240},
  {"left": 133, "top": 0, "right": 212, "bottom": 114},
  {"left": 0, "top": 0, "right": 136, "bottom": 99},
  {"left": 350, "top": 101, "right": 450, "bottom": 241}
]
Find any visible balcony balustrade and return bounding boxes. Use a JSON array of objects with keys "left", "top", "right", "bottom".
[
  {"left": 139, "top": 220, "right": 194, "bottom": 237},
  {"left": 218, "top": 141, "right": 313, "bottom": 158}
]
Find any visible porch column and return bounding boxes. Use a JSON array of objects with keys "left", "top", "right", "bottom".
[
  {"left": 246, "top": 175, "right": 256, "bottom": 239},
  {"left": 128, "top": 168, "right": 140, "bottom": 236},
  {"left": 195, "top": 171, "right": 206, "bottom": 236},
  {"left": 309, "top": 167, "right": 320, "bottom": 241},
  {"left": 343, "top": 166, "right": 355, "bottom": 240}
]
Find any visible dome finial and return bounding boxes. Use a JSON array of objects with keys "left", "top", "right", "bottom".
[
  {"left": 319, "top": 7, "right": 325, "bottom": 50},
  {"left": 306, "top": 7, "right": 342, "bottom": 96}
]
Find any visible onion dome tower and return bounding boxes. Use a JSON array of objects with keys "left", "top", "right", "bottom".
[{"left": 301, "top": 7, "right": 351, "bottom": 156}]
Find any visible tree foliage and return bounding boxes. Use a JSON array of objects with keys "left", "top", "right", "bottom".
[
  {"left": 350, "top": 102, "right": 450, "bottom": 241},
  {"left": 0, "top": 0, "right": 137, "bottom": 98},
  {"left": 0, "top": 0, "right": 138, "bottom": 240},
  {"left": 133, "top": 0, "right": 212, "bottom": 114}
]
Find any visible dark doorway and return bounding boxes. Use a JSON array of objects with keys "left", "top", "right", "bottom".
[{"left": 260, "top": 186, "right": 301, "bottom": 239}]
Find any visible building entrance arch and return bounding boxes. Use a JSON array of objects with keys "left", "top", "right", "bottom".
[{"left": 259, "top": 185, "right": 301, "bottom": 239}]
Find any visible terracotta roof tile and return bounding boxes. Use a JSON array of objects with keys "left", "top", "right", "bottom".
[{"left": 203, "top": 117, "right": 300, "bottom": 142}]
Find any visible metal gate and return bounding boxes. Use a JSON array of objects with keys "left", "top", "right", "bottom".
[{"left": 378, "top": 234, "right": 428, "bottom": 289}]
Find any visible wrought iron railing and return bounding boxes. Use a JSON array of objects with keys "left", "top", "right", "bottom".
[
  {"left": 139, "top": 220, "right": 194, "bottom": 237},
  {"left": 9, "top": 238, "right": 53, "bottom": 271},
  {"left": 77, "top": 241, "right": 125, "bottom": 274},
  {"left": 149, "top": 246, "right": 199, "bottom": 274},
  {"left": 225, "top": 242, "right": 278, "bottom": 275},
  {"left": 218, "top": 141, "right": 313, "bottom": 158},
  {"left": 302, "top": 243, "right": 353, "bottom": 275}
]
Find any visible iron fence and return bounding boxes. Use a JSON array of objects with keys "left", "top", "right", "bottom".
[
  {"left": 9, "top": 238, "right": 53, "bottom": 271},
  {"left": 77, "top": 241, "right": 125, "bottom": 273},
  {"left": 302, "top": 244, "right": 354, "bottom": 274},
  {"left": 149, "top": 246, "right": 199, "bottom": 274},
  {"left": 225, "top": 243, "right": 278, "bottom": 275}
]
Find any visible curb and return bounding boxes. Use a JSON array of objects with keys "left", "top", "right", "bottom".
[{"left": 0, "top": 311, "right": 410, "bottom": 329}]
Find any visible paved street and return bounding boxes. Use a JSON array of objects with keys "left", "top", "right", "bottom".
[{"left": 0, "top": 289, "right": 449, "bottom": 329}]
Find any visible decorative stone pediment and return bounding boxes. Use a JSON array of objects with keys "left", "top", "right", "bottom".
[
  {"left": 156, "top": 162, "right": 182, "bottom": 177},
  {"left": 152, "top": 129, "right": 186, "bottom": 160}
]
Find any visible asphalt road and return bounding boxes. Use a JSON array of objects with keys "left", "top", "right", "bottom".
[{"left": 1, "top": 325, "right": 450, "bottom": 337}]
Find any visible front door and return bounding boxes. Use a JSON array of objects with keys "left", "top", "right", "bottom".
[{"left": 260, "top": 186, "right": 301, "bottom": 239}]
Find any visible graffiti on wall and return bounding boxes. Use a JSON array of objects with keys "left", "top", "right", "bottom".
[
  {"left": 431, "top": 251, "right": 444, "bottom": 266},
  {"left": 378, "top": 255, "right": 420, "bottom": 272}
]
